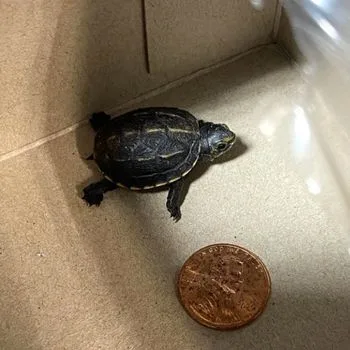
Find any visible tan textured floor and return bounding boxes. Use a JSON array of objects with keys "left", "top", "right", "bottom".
[{"left": 1, "top": 47, "right": 349, "bottom": 350}]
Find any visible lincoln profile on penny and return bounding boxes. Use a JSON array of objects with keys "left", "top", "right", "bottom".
[{"left": 82, "top": 107, "right": 236, "bottom": 221}]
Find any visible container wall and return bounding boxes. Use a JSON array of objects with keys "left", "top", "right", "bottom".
[
  {"left": 145, "top": 0, "right": 277, "bottom": 79},
  {"left": 276, "top": 5, "right": 303, "bottom": 62},
  {"left": 0, "top": 0, "right": 277, "bottom": 156},
  {"left": 271, "top": 0, "right": 350, "bottom": 245}
]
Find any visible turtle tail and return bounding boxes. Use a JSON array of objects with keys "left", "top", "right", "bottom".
[{"left": 89, "top": 112, "right": 112, "bottom": 132}]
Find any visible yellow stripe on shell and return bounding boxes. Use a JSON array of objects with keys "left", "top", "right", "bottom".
[
  {"left": 144, "top": 128, "right": 197, "bottom": 135},
  {"left": 104, "top": 175, "right": 114, "bottom": 182},
  {"left": 159, "top": 150, "right": 185, "bottom": 159},
  {"left": 116, "top": 182, "right": 128, "bottom": 189},
  {"left": 115, "top": 144, "right": 200, "bottom": 190},
  {"left": 135, "top": 156, "right": 155, "bottom": 161}
]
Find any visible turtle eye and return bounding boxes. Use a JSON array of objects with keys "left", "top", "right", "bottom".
[{"left": 217, "top": 143, "right": 227, "bottom": 151}]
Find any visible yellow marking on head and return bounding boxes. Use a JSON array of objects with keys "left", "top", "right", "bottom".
[
  {"left": 130, "top": 186, "right": 142, "bottom": 190},
  {"left": 223, "top": 136, "right": 236, "bottom": 143},
  {"left": 143, "top": 185, "right": 156, "bottom": 190}
]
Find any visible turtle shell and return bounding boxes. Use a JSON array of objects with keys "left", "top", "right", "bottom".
[{"left": 93, "top": 107, "right": 201, "bottom": 189}]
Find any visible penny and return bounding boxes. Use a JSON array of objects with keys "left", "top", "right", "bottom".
[{"left": 177, "top": 243, "right": 271, "bottom": 330}]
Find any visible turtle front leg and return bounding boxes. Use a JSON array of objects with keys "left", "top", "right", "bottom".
[
  {"left": 82, "top": 178, "right": 117, "bottom": 206},
  {"left": 166, "top": 179, "right": 185, "bottom": 222}
]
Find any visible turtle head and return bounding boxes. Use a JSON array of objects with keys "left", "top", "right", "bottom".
[{"left": 199, "top": 121, "right": 236, "bottom": 161}]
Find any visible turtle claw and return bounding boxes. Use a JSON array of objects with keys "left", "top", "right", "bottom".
[
  {"left": 82, "top": 188, "right": 103, "bottom": 206},
  {"left": 166, "top": 179, "right": 184, "bottom": 222},
  {"left": 169, "top": 206, "right": 182, "bottom": 222}
]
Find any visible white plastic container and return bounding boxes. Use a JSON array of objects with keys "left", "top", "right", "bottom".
[{"left": 261, "top": 0, "right": 350, "bottom": 251}]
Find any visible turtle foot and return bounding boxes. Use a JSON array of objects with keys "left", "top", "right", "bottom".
[
  {"left": 82, "top": 179, "right": 117, "bottom": 206},
  {"left": 82, "top": 184, "right": 104, "bottom": 206}
]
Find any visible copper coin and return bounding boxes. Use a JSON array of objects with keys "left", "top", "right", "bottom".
[{"left": 177, "top": 243, "right": 271, "bottom": 330}]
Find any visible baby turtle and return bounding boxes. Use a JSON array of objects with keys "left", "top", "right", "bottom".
[{"left": 82, "top": 107, "right": 236, "bottom": 221}]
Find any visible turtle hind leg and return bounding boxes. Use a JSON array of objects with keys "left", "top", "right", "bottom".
[
  {"left": 82, "top": 178, "right": 117, "bottom": 206},
  {"left": 89, "top": 112, "right": 111, "bottom": 132},
  {"left": 166, "top": 179, "right": 185, "bottom": 222}
]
